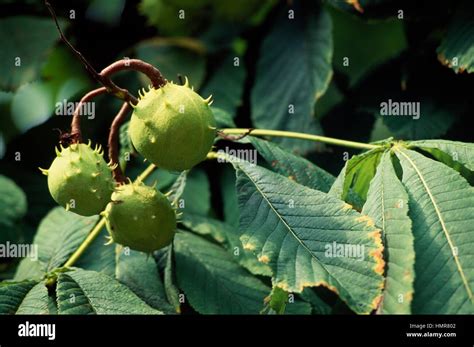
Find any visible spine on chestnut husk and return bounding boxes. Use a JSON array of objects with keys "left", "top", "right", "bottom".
[
  {"left": 39, "top": 141, "right": 115, "bottom": 216},
  {"left": 128, "top": 78, "right": 216, "bottom": 172},
  {"left": 102, "top": 181, "right": 177, "bottom": 253}
]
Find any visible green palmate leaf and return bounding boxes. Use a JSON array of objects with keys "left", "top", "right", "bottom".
[
  {"left": 380, "top": 101, "right": 456, "bottom": 140},
  {"left": 0, "top": 91, "right": 15, "bottom": 149},
  {"left": 300, "top": 288, "right": 332, "bottom": 314},
  {"left": 180, "top": 169, "right": 210, "bottom": 216},
  {"left": 13, "top": 208, "right": 99, "bottom": 279},
  {"left": 220, "top": 222, "right": 273, "bottom": 278},
  {"left": 340, "top": 149, "right": 384, "bottom": 207},
  {"left": 437, "top": 0, "right": 474, "bottom": 73},
  {"left": 11, "top": 81, "right": 55, "bottom": 133},
  {"left": 56, "top": 268, "right": 161, "bottom": 314},
  {"left": 86, "top": 0, "right": 126, "bottom": 26},
  {"left": 260, "top": 287, "right": 314, "bottom": 315},
  {"left": 329, "top": 149, "right": 383, "bottom": 210},
  {"left": 280, "top": 299, "right": 312, "bottom": 315},
  {"left": 344, "top": 150, "right": 384, "bottom": 203},
  {"left": 142, "top": 168, "right": 179, "bottom": 191},
  {"left": 135, "top": 38, "right": 206, "bottom": 89},
  {"left": 221, "top": 166, "right": 240, "bottom": 227},
  {"left": 314, "top": 80, "right": 344, "bottom": 119},
  {"left": 0, "top": 281, "right": 51, "bottom": 314},
  {"left": 74, "top": 227, "right": 115, "bottom": 276},
  {"left": 251, "top": 2, "right": 332, "bottom": 153},
  {"left": 202, "top": 54, "right": 246, "bottom": 118},
  {"left": 394, "top": 148, "right": 474, "bottom": 313},
  {"left": 56, "top": 274, "right": 94, "bottom": 315},
  {"left": 0, "top": 174, "right": 27, "bottom": 224},
  {"left": 174, "top": 232, "right": 268, "bottom": 314},
  {"left": 329, "top": 6, "right": 407, "bottom": 86},
  {"left": 0, "top": 164, "right": 55, "bottom": 236},
  {"left": 261, "top": 287, "right": 314, "bottom": 315},
  {"left": 362, "top": 152, "right": 414, "bottom": 314},
  {"left": 168, "top": 170, "right": 187, "bottom": 206},
  {"left": 181, "top": 213, "right": 227, "bottom": 244},
  {"left": 234, "top": 160, "right": 384, "bottom": 313},
  {"left": 41, "top": 47, "right": 90, "bottom": 96},
  {"left": 328, "top": 161, "right": 347, "bottom": 199},
  {"left": 181, "top": 213, "right": 272, "bottom": 276},
  {"left": 0, "top": 174, "right": 27, "bottom": 244},
  {"left": 248, "top": 137, "right": 335, "bottom": 192},
  {"left": 10, "top": 46, "right": 90, "bottom": 134},
  {"left": 14, "top": 282, "right": 51, "bottom": 314},
  {"left": 56, "top": 229, "right": 173, "bottom": 313},
  {"left": 162, "top": 244, "right": 181, "bottom": 313},
  {"left": 262, "top": 287, "right": 291, "bottom": 314},
  {"left": 13, "top": 259, "right": 44, "bottom": 282},
  {"left": 225, "top": 233, "right": 273, "bottom": 277},
  {"left": 139, "top": 0, "right": 205, "bottom": 36},
  {"left": 0, "top": 16, "right": 65, "bottom": 90},
  {"left": 409, "top": 140, "right": 474, "bottom": 172},
  {"left": 62, "top": 232, "right": 172, "bottom": 312},
  {"left": 116, "top": 248, "right": 173, "bottom": 313},
  {"left": 211, "top": 107, "right": 236, "bottom": 128}
]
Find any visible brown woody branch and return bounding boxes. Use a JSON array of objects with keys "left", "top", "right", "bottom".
[
  {"left": 71, "top": 87, "right": 107, "bottom": 142},
  {"left": 108, "top": 102, "right": 131, "bottom": 184},
  {"left": 46, "top": 0, "right": 168, "bottom": 184},
  {"left": 45, "top": 0, "right": 137, "bottom": 104},
  {"left": 217, "top": 128, "right": 255, "bottom": 141},
  {"left": 101, "top": 59, "right": 167, "bottom": 88}
]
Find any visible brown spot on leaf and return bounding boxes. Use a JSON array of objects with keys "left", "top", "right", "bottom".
[
  {"left": 437, "top": 53, "right": 468, "bottom": 73},
  {"left": 368, "top": 230, "right": 385, "bottom": 276},
  {"left": 243, "top": 242, "right": 256, "bottom": 251},
  {"left": 343, "top": 203, "right": 353, "bottom": 211},
  {"left": 370, "top": 294, "right": 383, "bottom": 310},
  {"left": 356, "top": 215, "right": 375, "bottom": 228}
]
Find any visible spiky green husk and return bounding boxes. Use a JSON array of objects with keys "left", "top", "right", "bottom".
[
  {"left": 103, "top": 182, "right": 176, "bottom": 253},
  {"left": 41, "top": 142, "right": 115, "bottom": 216},
  {"left": 129, "top": 80, "right": 216, "bottom": 172}
]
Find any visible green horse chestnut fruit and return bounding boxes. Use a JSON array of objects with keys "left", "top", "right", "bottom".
[
  {"left": 102, "top": 182, "right": 177, "bottom": 253},
  {"left": 129, "top": 79, "right": 216, "bottom": 172},
  {"left": 40, "top": 142, "right": 115, "bottom": 216}
]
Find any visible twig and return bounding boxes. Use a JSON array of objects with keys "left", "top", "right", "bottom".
[
  {"left": 45, "top": 0, "right": 137, "bottom": 104},
  {"left": 70, "top": 87, "right": 107, "bottom": 141},
  {"left": 101, "top": 59, "right": 167, "bottom": 88},
  {"left": 45, "top": 1, "right": 101, "bottom": 87},
  {"left": 220, "top": 128, "right": 381, "bottom": 150},
  {"left": 217, "top": 128, "right": 254, "bottom": 141},
  {"left": 108, "top": 102, "right": 131, "bottom": 184},
  {"left": 45, "top": 0, "right": 169, "bottom": 184}
]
